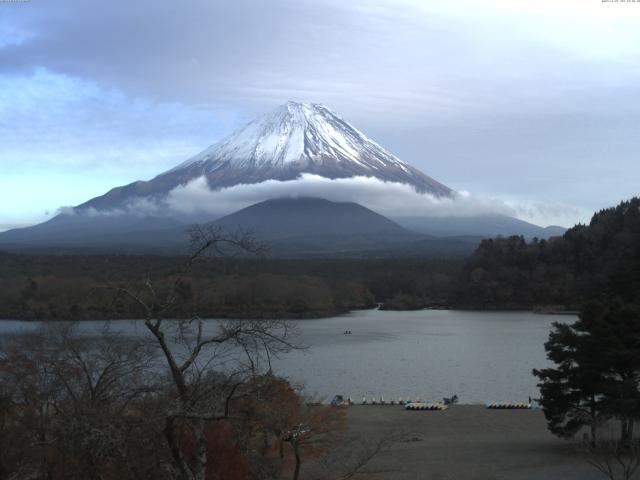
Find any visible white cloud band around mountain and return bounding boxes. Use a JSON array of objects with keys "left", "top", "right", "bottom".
[
  {"left": 68, "top": 174, "right": 582, "bottom": 227},
  {"left": 164, "top": 174, "right": 510, "bottom": 219},
  {"left": 160, "top": 174, "right": 579, "bottom": 227}
]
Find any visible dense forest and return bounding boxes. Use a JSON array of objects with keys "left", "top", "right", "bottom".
[
  {"left": 0, "top": 254, "right": 459, "bottom": 320},
  {"left": 452, "top": 197, "right": 640, "bottom": 310},
  {"left": 1, "top": 197, "right": 638, "bottom": 320}
]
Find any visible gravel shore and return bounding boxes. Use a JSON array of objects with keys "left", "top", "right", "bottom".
[{"left": 335, "top": 405, "right": 603, "bottom": 480}]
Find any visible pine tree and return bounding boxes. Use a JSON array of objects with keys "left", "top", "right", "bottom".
[
  {"left": 534, "top": 301, "right": 640, "bottom": 444},
  {"left": 534, "top": 319, "right": 606, "bottom": 442},
  {"left": 583, "top": 301, "right": 640, "bottom": 445}
]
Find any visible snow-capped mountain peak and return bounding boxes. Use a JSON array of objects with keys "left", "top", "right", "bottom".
[
  {"left": 164, "top": 102, "right": 450, "bottom": 196},
  {"left": 78, "top": 102, "right": 452, "bottom": 212},
  {"left": 171, "top": 102, "right": 389, "bottom": 170}
]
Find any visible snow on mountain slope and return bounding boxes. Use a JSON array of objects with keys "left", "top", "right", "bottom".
[
  {"left": 171, "top": 102, "right": 409, "bottom": 172},
  {"left": 78, "top": 102, "right": 453, "bottom": 212},
  {"left": 160, "top": 101, "right": 452, "bottom": 194}
]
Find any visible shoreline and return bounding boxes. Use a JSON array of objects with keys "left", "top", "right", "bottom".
[{"left": 0, "top": 305, "right": 578, "bottom": 322}]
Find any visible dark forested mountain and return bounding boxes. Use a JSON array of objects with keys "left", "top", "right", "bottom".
[
  {"left": 451, "top": 197, "right": 640, "bottom": 309},
  {"left": 394, "top": 214, "right": 565, "bottom": 239},
  {"left": 0, "top": 197, "right": 480, "bottom": 257},
  {"left": 0, "top": 214, "right": 188, "bottom": 251},
  {"left": 212, "top": 197, "right": 479, "bottom": 257},
  {"left": 214, "top": 197, "right": 410, "bottom": 239}
]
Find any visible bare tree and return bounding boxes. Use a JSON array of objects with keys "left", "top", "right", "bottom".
[
  {"left": 2, "top": 226, "right": 358, "bottom": 480},
  {"left": 111, "top": 225, "right": 299, "bottom": 480},
  {"left": 0, "top": 325, "right": 161, "bottom": 479}
]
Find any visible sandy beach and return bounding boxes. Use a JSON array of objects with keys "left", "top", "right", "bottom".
[{"left": 327, "top": 405, "right": 604, "bottom": 480}]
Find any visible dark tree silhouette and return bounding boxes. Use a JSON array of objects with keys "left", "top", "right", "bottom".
[{"left": 535, "top": 301, "right": 640, "bottom": 445}]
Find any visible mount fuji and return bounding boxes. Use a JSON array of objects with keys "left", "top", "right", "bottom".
[
  {"left": 0, "top": 101, "right": 564, "bottom": 254},
  {"left": 79, "top": 101, "right": 452, "bottom": 212}
]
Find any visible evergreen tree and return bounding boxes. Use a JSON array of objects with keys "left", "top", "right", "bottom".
[
  {"left": 583, "top": 302, "right": 640, "bottom": 444},
  {"left": 534, "top": 319, "right": 606, "bottom": 442},
  {"left": 535, "top": 301, "right": 640, "bottom": 444}
]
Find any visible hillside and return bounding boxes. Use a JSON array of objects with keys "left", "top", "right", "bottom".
[
  {"left": 213, "top": 197, "right": 411, "bottom": 239},
  {"left": 450, "top": 197, "right": 640, "bottom": 309}
]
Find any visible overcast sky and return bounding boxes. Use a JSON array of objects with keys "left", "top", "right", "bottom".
[{"left": 1, "top": 0, "right": 639, "bottom": 229}]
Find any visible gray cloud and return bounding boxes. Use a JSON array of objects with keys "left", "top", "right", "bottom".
[
  {"left": 0, "top": 69, "right": 229, "bottom": 175},
  {"left": 2, "top": 0, "right": 639, "bottom": 225},
  {"left": 6, "top": 0, "right": 638, "bottom": 116}
]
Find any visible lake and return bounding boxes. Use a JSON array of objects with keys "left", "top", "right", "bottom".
[{"left": 0, "top": 309, "right": 571, "bottom": 404}]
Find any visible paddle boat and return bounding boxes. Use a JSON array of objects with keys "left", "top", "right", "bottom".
[
  {"left": 405, "top": 402, "right": 448, "bottom": 411},
  {"left": 486, "top": 401, "right": 532, "bottom": 409}
]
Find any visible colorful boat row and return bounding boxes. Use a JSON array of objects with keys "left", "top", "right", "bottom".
[
  {"left": 486, "top": 402, "right": 532, "bottom": 409},
  {"left": 405, "top": 402, "right": 448, "bottom": 411},
  {"left": 360, "top": 396, "right": 413, "bottom": 405},
  {"left": 331, "top": 395, "right": 534, "bottom": 409}
]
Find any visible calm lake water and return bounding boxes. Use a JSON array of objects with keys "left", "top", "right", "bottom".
[{"left": 0, "top": 309, "right": 572, "bottom": 404}]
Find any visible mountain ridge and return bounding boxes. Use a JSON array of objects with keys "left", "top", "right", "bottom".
[
  {"left": 394, "top": 214, "right": 566, "bottom": 239},
  {"left": 0, "top": 194, "right": 564, "bottom": 256},
  {"left": 0, "top": 197, "right": 479, "bottom": 258}
]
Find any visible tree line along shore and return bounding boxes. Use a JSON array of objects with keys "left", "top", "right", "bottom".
[{"left": 2, "top": 197, "right": 639, "bottom": 321}]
